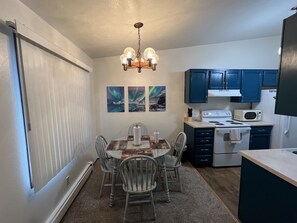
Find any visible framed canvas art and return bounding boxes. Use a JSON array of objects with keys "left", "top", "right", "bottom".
[
  {"left": 106, "top": 86, "right": 125, "bottom": 112},
  {"left": 128, "top": 86, "right": 145, "bottom": 112},
  {"left": 149, "top": 86, "right": 166, "bottom": 112}
]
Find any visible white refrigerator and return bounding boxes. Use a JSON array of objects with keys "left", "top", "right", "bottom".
[{"left": 253, "top": 89, "right": 297, "bottom": 149}]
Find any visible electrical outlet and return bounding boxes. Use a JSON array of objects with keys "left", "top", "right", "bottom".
[{"left": 66, "top": 175, "right": 70, "bottom": 186}]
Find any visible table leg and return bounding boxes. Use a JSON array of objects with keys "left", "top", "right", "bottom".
[
  {"left": 162, "top": 163, "right": 171, "bottom": 202},
  {"left": 109, "top": 164, "right": 117, "bottom": 207}
]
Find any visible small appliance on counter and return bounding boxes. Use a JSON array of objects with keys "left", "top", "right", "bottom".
[{"left": 233, "top": 109, "right": 262, "bottom": 122}]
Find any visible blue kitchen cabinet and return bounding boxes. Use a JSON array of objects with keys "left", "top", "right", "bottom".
[
  {"left": 184, "top": 69, "right": 209, "bottom": 103},
  {"left": 225, "top": 70, "right": 241, "bottom": 89},
  {"left": 238, "top": 158, "right": 297, "bottom": 223},
  {"left": 262, "top": 70, "right": 278, "bottom": 88},
  {"left": 249, "top": 126, "right": 272, "bottom": 150},
  {"left": 208, "top": 70, "right": 224, "bottom": 89},
  {"left": 275, "top": 13, "right": 297, "bottom": 116},
  {"left": 231, "top": 70, "right": 263, "bottom": 103},
  {"left": 184, "top": 123, "right": 214, "bottom": 166},
  {"left": 209, "top": 69, "right": 241, "bottom": 89}
]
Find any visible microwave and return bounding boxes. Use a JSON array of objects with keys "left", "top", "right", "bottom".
[{"left": 233, "top": 109, "right": 262, "bottom": 122}]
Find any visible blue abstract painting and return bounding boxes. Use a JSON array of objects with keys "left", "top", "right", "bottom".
[
  {"left": 128, "top": 86, "right": 145, "bottom": 112},
  {"left": 149, "top": 86, "right": 166, "bottom": 112},
  {"left": 106, "top": 86, "right": 125, "bottom": 112}
]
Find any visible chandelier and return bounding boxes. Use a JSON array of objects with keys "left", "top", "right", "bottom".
[{"left": 120, "top": 22, "right": 159, "bottom": 73}]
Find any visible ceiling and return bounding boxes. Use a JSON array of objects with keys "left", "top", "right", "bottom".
[{"left": 20, "top": 0, "right": 297, "bottom": 59}]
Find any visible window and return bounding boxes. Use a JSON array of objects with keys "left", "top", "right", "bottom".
[{"left": 16, "top": 28, "right": 92, "bottom": 192}]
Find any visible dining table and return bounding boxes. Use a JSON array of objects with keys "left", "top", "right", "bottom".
[{"left": 105, "top": 135, "right": 171, "bottom": 207}]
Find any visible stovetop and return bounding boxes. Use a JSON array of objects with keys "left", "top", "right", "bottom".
[
  {"left": 206, "top": 119, "right": 250, "bottom": 127},
  {"left": 201, "top": 110, "right": 250, "bottom": 128}
]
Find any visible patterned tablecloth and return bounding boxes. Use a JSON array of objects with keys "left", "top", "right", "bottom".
[{"left": 106, "top": 135, "right": 170, "bottom": 159}]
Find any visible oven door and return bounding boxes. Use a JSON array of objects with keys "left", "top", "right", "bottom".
[{"left": 214, "top": 127, "right": 251, "bottom": 153}]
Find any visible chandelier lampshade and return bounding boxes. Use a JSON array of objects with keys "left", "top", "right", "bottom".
[{"left": 120, "top": 22, "right": 159, "bottom": 73}]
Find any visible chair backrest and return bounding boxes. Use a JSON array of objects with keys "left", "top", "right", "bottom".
[
  {"left": 119, "top": 155, "right": 157, "bottom": 192},
  {"left": 127, "top": 122, "right": 149, "bottom": 136},
  {"left": 95, "top": 135, "right": 110, "bottom": 171},
  {"left": 173, "top": 132, "right": 187, "bottom": 166}
]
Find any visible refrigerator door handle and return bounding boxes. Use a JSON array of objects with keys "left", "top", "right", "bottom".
[{"left": 284, "top": 116, "right": 291, "bottom": 135}]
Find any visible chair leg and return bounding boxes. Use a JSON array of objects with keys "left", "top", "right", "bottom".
[
  {"left": 175, "top": 168, "right": 183, "bottom": 193},
  {"left": 150, "top": 191, "right": 156, "bottom": 220},
  {"left": 162, "top": 165, "right": 171, "bottom": 202},
  {"left": 123, "top": 192, "right": 129, "bottom": 222},
  {"left": 99, "top": 172, "right": 106, "bottom": 197}
]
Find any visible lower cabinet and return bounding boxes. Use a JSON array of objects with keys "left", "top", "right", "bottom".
[
  {"left": 238, "top": 158, "right": 297, "bottom": 222},
  {"left": 249, "top": 126, "right": 272, "bottom": 150},
  {"left": 184, "top": 123, "right": 214, "bottom": 166}
]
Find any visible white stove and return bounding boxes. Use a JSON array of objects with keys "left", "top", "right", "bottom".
[
  {"left": 201, "top": 110, "right": 250, "bottom": 127},
  {"left": 202, "top": 110, "right": 251, "bottom": 167}
]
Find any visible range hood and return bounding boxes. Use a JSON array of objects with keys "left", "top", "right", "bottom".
[{"left": 208, "top": 89, "right": 242, "bottom": 97}]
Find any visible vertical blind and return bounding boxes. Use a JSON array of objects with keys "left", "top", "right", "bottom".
[{"left": 20, "top": 39, "right": 92, "bottom": 192}]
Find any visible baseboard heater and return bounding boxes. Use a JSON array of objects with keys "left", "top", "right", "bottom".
[{"left": 46, "top": 161, "right": 94, "bottom": 223}]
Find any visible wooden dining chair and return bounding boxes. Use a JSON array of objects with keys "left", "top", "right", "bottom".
[
  {"left": 158, "top": 132, "right": 187, "bottom": 192},
  {"left": 95, "top": 135, "right": 116, "bottom": 197},
  {"left": 119, "top": 155, "right": 158, "bottom": 222},
  {"left": 127, "top": 122, "right": 149, "bottom": 136}
]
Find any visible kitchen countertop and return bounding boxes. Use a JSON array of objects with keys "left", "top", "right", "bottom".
[
  {"left": 184, "top": 121, "right": 215, "bottom": 128},
  {"left": 184, "top": 120, "right": 273, "bottom": 128},
  {"left": 241, "top": 121, "right": 274, "bottom": 126},
  {"left": 239, "top": 149, "right": 297, "bottom": 187}
]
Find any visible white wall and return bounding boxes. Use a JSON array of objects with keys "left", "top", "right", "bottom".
[
  {"left": 0, "top": 0, "right": 96, "bottom": 222},
  {"left": 94, "top": 36, "right": 281, "bottom": 142}
]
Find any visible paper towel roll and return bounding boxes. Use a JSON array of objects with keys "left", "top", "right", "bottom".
[
  {"left": 153, "top": 130, "right": 160, "bottom": 143},
  {"left": 133, "top": 125, "right": 141, "bottom": 146}
]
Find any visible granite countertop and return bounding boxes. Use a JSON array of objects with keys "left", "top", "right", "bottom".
[
  {"left": 184, "top": 121, "right": 215, "bottom": 128},
  {"left": 239, "top": 149, "right": 297, "bottom": 187}
]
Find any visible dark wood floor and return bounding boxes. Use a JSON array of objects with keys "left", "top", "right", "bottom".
[{"left": 195, "top": 166, "right": 241, "bottom": 220}]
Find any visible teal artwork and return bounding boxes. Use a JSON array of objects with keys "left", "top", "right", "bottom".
[
  {"left": 106, "top": 86, "right": 125, "bottom": 112},
  {"left": 149, "top": 86, "right": 166, "bottom": 112},
  {"left": 128, "top": 86, "right": 145, "bottom": 112}
]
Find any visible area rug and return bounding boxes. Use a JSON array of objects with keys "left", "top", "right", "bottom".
[{"left": 61, "top": 161, "right": 238, "bottom": 223}]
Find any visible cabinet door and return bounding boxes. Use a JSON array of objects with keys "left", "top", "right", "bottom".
[
  {"left": 249, "top": 134, "right": 271, "bottom": 150},
  {"left": 225, "top": 70, "right": 241, "bottom": 89},
  {"left": 184, "top": 69, "right": 209, "bottom": 103},
  {"left": 275, "top": 13, "right": 297, "bottom": 116},
  {"left": 262, "top": 70, "right": 278, "bottom": 88},
  {"left": 231, "top": 70, "right": 262, "bottom": 103},
  {"left": 209, "top": 70, "right": 224, "bottom": 89}
]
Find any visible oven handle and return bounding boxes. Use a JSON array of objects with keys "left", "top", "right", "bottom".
[{"left": 215, "top": 127, "right": 251, "bottom": 133}]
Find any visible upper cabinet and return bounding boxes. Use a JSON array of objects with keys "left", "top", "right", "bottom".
[
  {"left": 231, "top": 70, "right": 263, "bottom": 103},
  {"left": 184, "top": 69, "right": 209, "bottom": 103},
  {"left": 262, "top": 70, "right": 278, "bottom": 88},
  {"left": 275, "top": 13, "right": 297, "bottom": 116},
  {"left": 185, "top": 69, "right": 277, "bottom": 104},
  {"left": 209, "top": 70, "right": 241, "bottom": 89}
]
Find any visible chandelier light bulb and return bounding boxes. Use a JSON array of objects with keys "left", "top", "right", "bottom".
[
  {"left": 143, "top": 48, "right": 156, "bottom": 60},
  {"left": 152, "top": 55, "right": 159, "bottom": 64},
  {"left": 124, "top": 47, "right": 136, "bottom": 59},
  {"left": 120, "top": 54, "right": 128, "bottom": 64}
]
